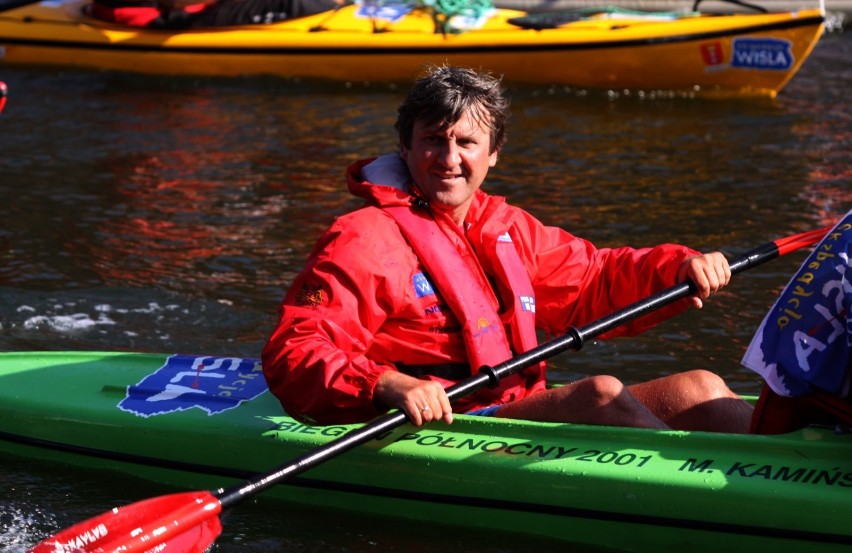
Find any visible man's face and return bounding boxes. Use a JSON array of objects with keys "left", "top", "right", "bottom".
[{"left": 400, "top": 109, "right": 498, "bottom": 225}]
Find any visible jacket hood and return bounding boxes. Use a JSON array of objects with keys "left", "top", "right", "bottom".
[
  {"left": 346, "top": 156, "right": 414, "bottom": 209},
  {"left": 346, "top": 156, "right": 507, "bottom": 218}
]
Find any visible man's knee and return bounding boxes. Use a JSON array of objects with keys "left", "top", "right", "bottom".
[
  {"left": 678, "top": 369, "right": 733, "bottom": 399},
  {"left": 570, "top": 375, "right": 627, "bottom": 406}
]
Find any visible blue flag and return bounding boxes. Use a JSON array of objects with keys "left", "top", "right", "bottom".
[{"left": 742, "top": 211, "right": 852, "bottom": 397}]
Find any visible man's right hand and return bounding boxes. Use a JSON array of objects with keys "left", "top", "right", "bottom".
[{"left": 373, "top": 370, "right": 453, "bottom": 426}]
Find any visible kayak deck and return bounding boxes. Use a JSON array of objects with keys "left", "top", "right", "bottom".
[{"left": 0, "top": 351, "right": 849, "bottom": 551}]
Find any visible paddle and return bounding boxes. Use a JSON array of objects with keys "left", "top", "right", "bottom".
[
  {"left": 31, "top": 225, "right": 832, "bottom": 553},
  {"left": 0, "top": 82, "right": 7, "bottom": 115}
]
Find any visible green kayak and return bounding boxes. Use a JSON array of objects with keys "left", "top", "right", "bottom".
[{"left": 0, "top": 351, "right": 849, "bottom": 552}]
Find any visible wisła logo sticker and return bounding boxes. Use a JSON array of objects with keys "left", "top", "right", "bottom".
[
  {"left": 731, "top": 38, "right": 793, "bottom": 70},
  {"left": 118, "top": 355, "right": 267, "bottom": 417},
  {"left": 413, "top": 272, "right": 436, "bottom": 298}
]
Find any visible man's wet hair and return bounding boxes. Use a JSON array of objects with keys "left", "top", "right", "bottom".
[{"left": 395, "top": 65, "right": 510, "bottom": 154}]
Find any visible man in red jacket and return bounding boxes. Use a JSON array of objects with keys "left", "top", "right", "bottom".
[{"left": 262, "top": 65, "right": 754, "bottom": 433}]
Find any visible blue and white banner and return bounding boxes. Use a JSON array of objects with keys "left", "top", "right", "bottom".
[{"left": 742, "top": 211, "right": 852, "bottom": 397}]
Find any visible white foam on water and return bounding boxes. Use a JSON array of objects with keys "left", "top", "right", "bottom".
[
  {"left": 0, "top": 503, "right": 59, "bottom": 553},
  {"left": 95, "top": 302, "right": 181, "bottom": 315},
  {"left": 23, "top": 312, "right": 116, "bottom": 332},
  {"left": 17, "top": 301, "right": 189, "bottom": 335}
]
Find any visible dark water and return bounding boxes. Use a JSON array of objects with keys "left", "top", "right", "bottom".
[{"left": 0, "top": 26, "right": 850, "bottom": 552}]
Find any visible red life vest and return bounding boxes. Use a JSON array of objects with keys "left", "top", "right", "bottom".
[{"left": 384, "top": 203, "right": 544, "bottom": 382}]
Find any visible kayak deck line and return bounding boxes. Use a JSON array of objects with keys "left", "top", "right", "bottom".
[{"left": 0, "top": 427, "right": 849, "bottom": 546}]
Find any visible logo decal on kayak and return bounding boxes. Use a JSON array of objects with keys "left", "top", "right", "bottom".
[
  {"left": 700, "top": 42, "right": 725, "bottom": 67},
  {"left": 355, "top": 1, "right": 413, "bottom": 22},
  {"left": 731, "top": 38, "right": 794, "bottom": 70},
  {"left": 413, "top": 272, "right": 436, "bottom": 298},
  {"left": 118, "top": 355, "right": 267, "bottom": 417}
]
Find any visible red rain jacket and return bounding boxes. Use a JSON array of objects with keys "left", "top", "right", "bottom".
[{"left": 262, "top": 158, "right": 699, "bottom": 424}]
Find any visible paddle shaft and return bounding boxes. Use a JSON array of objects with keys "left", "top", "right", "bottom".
[{"left": 215, "top": 224, "right": 831, "bottom": 510}]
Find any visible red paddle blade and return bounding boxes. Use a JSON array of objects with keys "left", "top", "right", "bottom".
[
  {"left": 30, "top": 491, "right": 222, "bottom": 553},
  {"left": 774, "top": 225, "right": 833, "bottom": 256},
  {"left": 0, "top": 82, "right": 7, "bottom": 115}
]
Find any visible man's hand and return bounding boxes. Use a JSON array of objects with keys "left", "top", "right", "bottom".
[
  {"left": 374, "top": 370, "right": 454, "bottom": 426},
  {"left": 677, "top": 252, "right": 731, "bottom": 309}
]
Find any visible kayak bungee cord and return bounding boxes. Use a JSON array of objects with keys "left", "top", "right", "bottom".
[{"left": 29, "top": 225, "right": 833, "bottom": 553}]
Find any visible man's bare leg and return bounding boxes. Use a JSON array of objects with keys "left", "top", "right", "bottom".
[
  {"left": 628, "top": 370, "right": 753, "bottom": 433},
  {"left": 495, "top": 370, "right": 752, "bottom": 433},
  {"left": 496, "top": 375, "right": 670, "bottom": 429}
]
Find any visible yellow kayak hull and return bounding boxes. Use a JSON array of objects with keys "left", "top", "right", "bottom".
[{"left": 0, "top": 1, "right": 825, "bottom": 96}]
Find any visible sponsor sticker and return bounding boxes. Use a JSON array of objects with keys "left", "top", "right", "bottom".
[
  {"left": 700, "top": 42, "right": 725, "bottom": 67},
  {"left": 118, "top": 355, "right": 266, "bottom": 417},
  {"left": 355, "top": 1, "right": 413, "bottom": 22},
  {"left": 413, "top": 272, "right": 436, "bottom": 298},
  {"left": 731, "top": 38, "right": 794, "bottom": 70},
  {"left": 520, "top": 295, "right": 536, "bottom": 313}
]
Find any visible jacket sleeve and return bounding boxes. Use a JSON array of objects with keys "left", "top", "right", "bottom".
[
  {"left": 514, "top": 213, "right": 701, "bottom": 338},
  {"left": 262, "top": 212, "right": 406, "bottom": 425}
]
